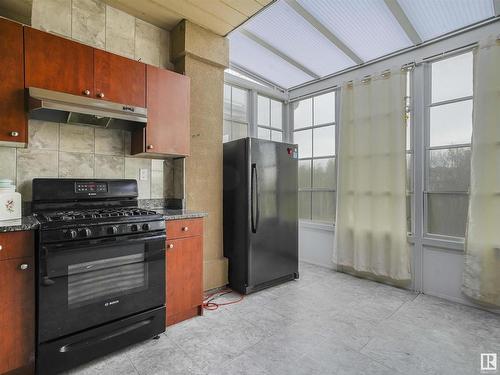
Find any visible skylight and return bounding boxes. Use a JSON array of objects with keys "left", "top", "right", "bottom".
[{"left": 228, "top": 0, "right": 498, "bottom": 89}]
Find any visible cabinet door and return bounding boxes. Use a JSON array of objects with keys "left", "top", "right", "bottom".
[
  {"left": 0, "top": 257, "right": 35, "bottom": 374},
  {"left": 0, "top": 18, "right": 26, "bottom": 143},
  {"left": 24, "top": 27, "right": 94, "bottom": 97},
  {"left": 166, "top": 236, "right": 203, "bottom": 325},
  {"left": 94, "top": 49, "right": 146, "bottom": 107},
  {"left": 145, "top": 65, "right": 190, "bottom": 156}
]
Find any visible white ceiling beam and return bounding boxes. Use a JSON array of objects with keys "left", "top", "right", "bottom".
[
  {"left": 284, "top": 0, "right": 364, "bottom": 65},
  {"left": 239, "top": 29, "right": 320, "bottom": 79},
  {"left": 494, "top": 0, "right": 500, "bottom": 16},
  {"left": 229, "top": 62, "right": 288, "bottom": 91},
  {"left": 384, "top": 0, "right": 423, "bottom": 45}
]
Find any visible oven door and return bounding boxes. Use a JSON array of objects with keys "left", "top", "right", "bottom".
[{"left": 38, "top": 231, "right": 165, "bottom": 343}]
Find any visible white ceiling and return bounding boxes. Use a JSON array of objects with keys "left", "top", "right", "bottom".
[{"left": 228, "top": 0, "right": 499, "bottom": 89}]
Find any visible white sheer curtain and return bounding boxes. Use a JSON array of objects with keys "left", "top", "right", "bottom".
[
  {"left": 334, "top": 70, "right": 410, "bottom": 282},
  {"left": 463, "top": 38, "right": 500, "bottom": 306}
]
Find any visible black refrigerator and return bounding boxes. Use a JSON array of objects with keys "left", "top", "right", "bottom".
[{"left": 223, "top": 137, "right": 299, "bottom": 294}]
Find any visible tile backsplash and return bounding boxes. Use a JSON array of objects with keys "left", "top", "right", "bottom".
[
  {"left": 0, "top": 120, "right": 183, "bottom": 202},
  {"left": 31, "top": 0, "right": 172, "bottom": 69}
]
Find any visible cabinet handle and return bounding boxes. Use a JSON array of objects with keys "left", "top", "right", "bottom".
[
  {"left": 0, "top": 245, "right": 2, "bottom": 251},
  {"left": 19, "top": 263, "right": 29, "bottom": 270},
  {"left": 167, "top": 244, "right": 174, "bottom": 249},
  {"left": 97, "top": 92, "right": 105, "bottom": 98},
  {"left": 83, "top": 89, "right": 91, "bottom": 96},
  {"left": 147, "top": 145, "right": 154, "bottom": 150},
  {"left": 10, "top": 131, "right": 19, "bottom": 137},
  {"left": 182, "top": 226, "right": 189, "bottom": 232}
]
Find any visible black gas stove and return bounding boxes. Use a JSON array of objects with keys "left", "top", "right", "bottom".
[{"left": 33, "top": 178, "right": 166, "bottom": 375}]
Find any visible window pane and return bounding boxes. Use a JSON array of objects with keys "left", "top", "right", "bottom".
[
  {"left": 294, "top": 129, "right": 312, "bottom": 158},
  {"left": 271, "top": 99, "right": 282, "bottom": 129},
  {"left": 313, "top": 125, "right": 335, "bottom": 157},
  {"left": 258, "top": 95, "right": 270, "bottom": 126},
  {"left": 312, "top": 191, "right": 336, "bottom": 223},
  {"left": 231, "top": 87, "right": 247, "bottom": 123},
  {"left": 407, "top": 194, "right": 412, "bottom": 234},
  {"left": 299, "top": 191, "right": 311, "bottom": 220},
  {"left": 232, "top": 122, "right": 247, "bottom": 140},
  {"left": 406, "top": 153, "right": 413, "bottom": 192},
  {"left": 223, "top": 120, "right": 231, "bottom": 143},
  {"left": 224, "top": 84, "right": 231, "bottom": 118},
  {"left": 298, "top": 160, "right": 311, "bottom": 189},
  {"left": 313, "top": 158, "right": 336, "bottom": 189},
  {"left": 258, "top": 127, "right": 270, "bottom": 140},
  {"left": 406, "top": 118, "right": 411, "bottom": 151},
  {"left": 314, "top": 92, "right": 335, "bottom": 125},
  {"left": 271, "top": 130, "right": 282, "bottom": 142},
  {"left": 428, "top": 147, "right": 470, "bottom": 191},
  {"left": 427, "top": 193, "right": 468, "bottom": 237},
  {"left": 429, "top": 100, "right": 472, "bottom": 147},
  {"left": 293, "top": 98, "right": 312, "bottom": 129},
  {"left": 432, "top": 52, "right": 473, "bottom": 103}
]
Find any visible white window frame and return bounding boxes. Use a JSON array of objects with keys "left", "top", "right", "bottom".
[
  {"left": 422, "top": 50, "right": 474, "bottom": 245},
  {"left": 291, "top": 89, "right": 339, "bottom": 225},
  {"left": 224, "top": 71, "right": 289, "bottom": 143}
]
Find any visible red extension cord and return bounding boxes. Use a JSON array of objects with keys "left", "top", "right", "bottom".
[{"left": 202, "top": 288, "right": 244, "bottom": 310}]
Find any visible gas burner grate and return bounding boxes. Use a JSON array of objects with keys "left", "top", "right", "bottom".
[{"left": 40, "top": 208, "right": 158, "bottom": 222}]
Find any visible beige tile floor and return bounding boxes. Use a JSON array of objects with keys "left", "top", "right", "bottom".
[{"left": 68, "top": 262, "right": 500, "bottom": 375}]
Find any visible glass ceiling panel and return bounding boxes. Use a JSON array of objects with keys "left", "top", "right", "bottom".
[
  {"left": 296, "top": 0, "right": 412, "bottom": 61},
  {"left": 396, "top": 0, "right": 495, "bottom": 41},
  {"left": 229, "top": 32, "right": 314, "bottom": 88},
  {"left": 243, "top": 1, "right": 355, "bottom": 77}
]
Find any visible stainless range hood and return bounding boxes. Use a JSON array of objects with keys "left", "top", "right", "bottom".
[{"left": 28, "top": 87, "right": 147, "bottom": 129}]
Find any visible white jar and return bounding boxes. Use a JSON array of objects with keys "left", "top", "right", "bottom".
[{"left": 0, "top": 185, "right": 22, "bottom": 221}]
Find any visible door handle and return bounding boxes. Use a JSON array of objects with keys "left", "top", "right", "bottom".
[{"left": 251, "top": 163, "right": 259, "bottom": 233}]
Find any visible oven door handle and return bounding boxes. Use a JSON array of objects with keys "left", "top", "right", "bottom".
[{"left": 42, "top": 233, "right": 166, "bottom": 254}]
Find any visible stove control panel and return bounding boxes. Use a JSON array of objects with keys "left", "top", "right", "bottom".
[
  {"left": 43, "top": 220, "right": 166, "bottom": 243},
  {"left": 75, "top": 182, "right": 108, "bottom": 193}
]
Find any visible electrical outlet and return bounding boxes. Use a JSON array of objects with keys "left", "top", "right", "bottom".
[{"left": 139, "top": 168, "right": 148, "bottom": 181}]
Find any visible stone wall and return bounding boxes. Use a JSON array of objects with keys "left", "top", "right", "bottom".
[
  {"left": 0, "top": 121, "right": 180, "bottom": 202},
  {"left": 0, "top": 0, "right": 181, "bottom": 203},
  {"left": 31, "top": 0, "right": 172, "bottom": 68},
  {"left": 171, "top": 20, "right": 229, "bottom": 290}
]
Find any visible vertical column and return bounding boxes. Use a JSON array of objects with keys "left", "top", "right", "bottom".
[{"left": 171, "top": 20, "right": 229, "bottom": 290}]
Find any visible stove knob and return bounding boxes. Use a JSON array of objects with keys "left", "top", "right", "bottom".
[
  {"left": 66, "top": 229, "right": 77, "bottom": 239},
  {"left": 142, "top": 223, "right": 150, "bottom": 231},
  {"left": 79, "top": 228, "right": 91, "bottom": 237},
  {"left": 130, "top": 224, "right": 138, "bottom": 232},
  {"left": 107, "top": 226, "right": 118, "bottom": 235}
]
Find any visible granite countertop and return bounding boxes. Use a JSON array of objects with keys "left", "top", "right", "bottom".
[
  {"left": 153, "top": 208, "right": 208, "bottom": 220},
  {"left": 0, "top": 216, "right": 40, "bottom": 232},
  {"left": 0, "top": 208, "right": 206, "bottom": 232}
]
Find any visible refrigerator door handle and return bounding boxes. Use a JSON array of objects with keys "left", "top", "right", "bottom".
[{"left": 251, "top": 163, "right": 259, "bottom": 233}]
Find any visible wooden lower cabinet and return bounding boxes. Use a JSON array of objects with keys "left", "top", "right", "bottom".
[
  {"left": 0, "top": 232, "right": 35, "bottom": 375},
  {"left": 166, "top": 219, "right": 203, "bottom": 326}
]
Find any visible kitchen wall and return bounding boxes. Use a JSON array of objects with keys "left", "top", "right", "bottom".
[
  {"left": 0, "top": 0, "right": 182, "bottom": 204},
  {"left": 31, "top": 0, "right": 172, "bottom": 68},
  {"left": 171, "top": 20, "right": 229, "bottom": 290},
  {"left": 0, "top": 121, "right": 182, "bottom": 202}
]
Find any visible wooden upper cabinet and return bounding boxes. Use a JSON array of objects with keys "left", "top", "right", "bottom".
[
  {"left": 132, "top": 65, "right": 190, "bottom": 156},
  {"left": 0, "top": 18, "right": 26, "bottom": 144},
  {"left": 24, "top": 27, "right": 94, "bottom": 97},
  {"left": 94, "top": 49, "right": 146, "bottom": 107}
]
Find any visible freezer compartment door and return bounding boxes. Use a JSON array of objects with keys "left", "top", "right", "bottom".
[{"left": 248, "top": 139, "right": 298, "bottom": 287}]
